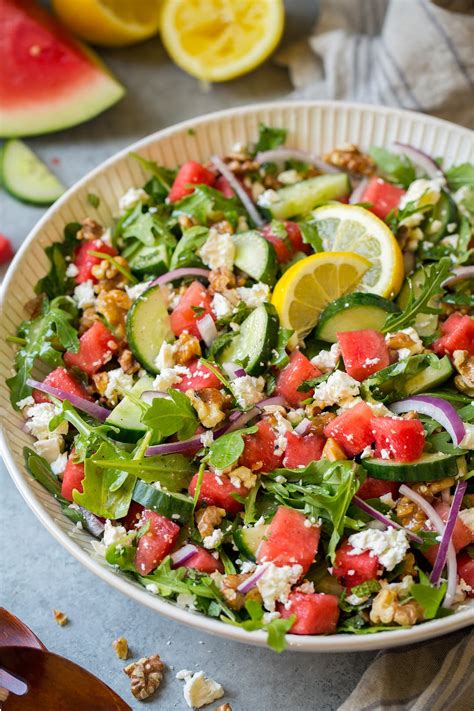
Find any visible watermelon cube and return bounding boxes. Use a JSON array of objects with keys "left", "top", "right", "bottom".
[
  {"left": 239, "top": 419, "right": 283, "bottom": 473},
  {"left": 189, "top": 471, "right": 246, "bottom": 516},
  {"left": 337, "top": 329, "right": 390, "bottom": 381},
  {"left": 423, "top": 502, "right": 474, "bottom": 565},
  {"left": 283, "top": 431, "right": 326, "bottom": 468},
  {"left": 61, "top": 454, "right": 84, "bottom": 503},
  {"left": 178, "top": 546, "right": 224, "bottom": 574},
  {"left": 170, "top": 281, "right": 214, "bottom": 339},
  {"left": 74, "top": 239, "right": 117, "bottom": 284},
  {"left": 323, "top": 401, "right": 375, "bottom": 457},
  {"left": 257, "top": 506, "right": 320, "bottom": 575},
  {"left": 169, "top": 161, "right": 216, "bottom": 202},
  {"left": 277, "top": 591, "right": 340, "bottom": 635},
  {"left": 360, "top": 177, "right": 405, "bottom": 221},
  {"left": 175, "top": 359, "right": 222, "bottom": 392},
  {"left": 371, "top": 416, "right": 425, "bottom": 462},
  {"left": 64, "top": 320, "right": 117, "bottom": 376},
  {"left": 457, "top": 552, "right": 474, "bottom": 596},
  {"left": 333, "top": 541, "right": 380, "bottom": 589},
  {"left": 32, "top": 367, "right": 92, "bottom": 404},
  {"left": 134, "top": 510, "right": 181, "bottom": 575},
  {"left": 356, "top": 477, "right": 399, "bottom": 501},
  {"left": 276, "top": 350, "right": 322, "bottom": 406},
  {"left": 433, "top": 313, "right": 474, "bottom": 357}
]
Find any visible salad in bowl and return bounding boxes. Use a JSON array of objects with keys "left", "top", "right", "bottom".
[{"left": 6, "top": 121, "right": 474, "bottom": 651}]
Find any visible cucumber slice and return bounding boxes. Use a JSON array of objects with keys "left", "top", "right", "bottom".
[
  {"left": 1, "top": 139, "right": 65, "bottom": 205},
  {"left": 362, "top": 452, "right": 460, "bottom": 482},
  {"left": 126, "top": 284, "right": 174, "bottom": 374},
  {"left": 233, "top": 524, "right": 269, "bottom": 561},
  {"left": 132, "top": 479, "right": 193, "bottom": 524},
  {"left": 268, "top": 173, "right": 350, "bottom": 220},
  {"left": 316, "top": 292, "right": 400, "bottom": 343},
  {"left": 424, "top": 190, "right": 458, "bottom": 242},
  {"left": 129, "top": 243, "right": 169, "bottom": 279},
  {"left": 397, "top": 267, "right": 439, "bottom": 336},
  {"left": 233, "top": 231, "right": 277, "bottom": 285},
  {"left": 106, "top": 376, "right": 154, "bottom": 443},
  {"left": 404, "top": 355, "right": 453, "bottom": 395},
  {"left": 219, "top": 303, "right": 279, "bottom": 375}
]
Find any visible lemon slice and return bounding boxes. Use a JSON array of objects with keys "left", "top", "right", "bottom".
[
  {"left": 272, "top": 252, "right": 371, "bottom": 340},
  {"left": 52, "top": 0, "right": 162, "bottom": 47},
  {"left": 311, "top": 204, "right": 404, "bottom": 299},
  {"left": 160, "top": 0, "right": 284, "bottom": 82}
]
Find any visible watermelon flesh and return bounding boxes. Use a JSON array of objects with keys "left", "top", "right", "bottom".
[
  {"left": 0, "top": 0, "right": 124, "bottom": 137},
  {"left": 277, "top": 591, "right": 340, "bottom": 635},
  {"left": 257, "top": 506, "right": 320, "bottom": 575}
]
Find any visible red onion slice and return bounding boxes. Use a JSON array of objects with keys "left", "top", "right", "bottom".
[
  {"left": 392, "top": 143, "right": 445, "bottom": 180},
  {"left": 442, "top": 266, "right": 474, "bottom": 287},
  {"left": 399, "top": 484, "right": 457, "bottom": 608},
  {"left": 210, "top": 155, "right": 265, "bottom": 227},
  {"left": 223, "top": 407, "right": 260, "bottom": 434},
  {"left": 352, "top": 496, "right": 423, "bottom": 544},
  {"left": 349, "top": 177, "right": 369, "bottom": 204},
  {"left": 69, "top": 503, "right": 105, "bottom": 538},
  {"left": 26, "top": 378, "right": 111, "bottom": 422},
  {"left": 390, "top": 395, "right": 466, "bottom": 446},
  {"left": 222, "top": 362, "right": 246, "bottom": 380},
  {"left": 294, "top": 417, "right": 311, "bottom": 436},
  {"left": 255, "top": 148, "right": 340, "bottom": 174},
  {"left": 431, "top": 479, "right": 467, "bottom": 588},
  {"left": 197, "top": 314, "right": 218, "bottom": 347},
  {"left": 171, "top": 543, "right": 199, "bottom": 567},
  {"left": 257, "top": 396, "right": 287, "bottom": 409},
  {"left": 150, "top": 267, "right": 210, "bottom": 287},
  {"left": 237, "top": 564, "right": 269, "bottom": 593}
]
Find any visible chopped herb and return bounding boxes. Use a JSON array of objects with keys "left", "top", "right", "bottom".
[
  {"left": 254, "top": 123, "right": 288, "bottom": 153},
  {"left": 87, "top": 192, "right": 100, "bottom": 208}
]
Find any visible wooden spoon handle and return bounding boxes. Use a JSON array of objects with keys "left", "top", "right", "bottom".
[{"left": 0, "top": 609, "right": 45, "bottom": 650}]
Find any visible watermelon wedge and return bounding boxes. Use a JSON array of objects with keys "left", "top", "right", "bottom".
[{"left": 0, "top": 0, "right": 124, "bottom": 137}]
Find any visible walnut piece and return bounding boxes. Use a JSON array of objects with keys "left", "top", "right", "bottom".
[
  {"left": 322, "top": 437, "right": 347, "bottom": 461},
  {"left": 174, "top": 332, "right": 202, "bottom": 365},
  {"left": 370, "top": 588, "right": 424, "bottom": 626},
  {"left": 208, "top": 267, "right": 237, "bottom": 294},
  {"left": 220, "top": 574, "right": 262, "bottom": 611},
  {"left": 229, "top": 465, "right": 256, "bottom": 489},
  {"left": 178, "top": 214, "right": 196, "bottom": 230},
  {"left": 92, "top": 255, "right": 130, "bottom": 291},
  {"left": 323, "top": 143, "right": 375, "bottom": 175},
  {"left": 79, "top": 306, "right": 100, "bottom": 335},
  {"left": 453, "top": 350, "right": 474, "bottom": 396},
  {"left": 113, "top": 636, "right": 129, "bottom": 660},
  {"left": 118, "top": 348, "right": 141, "bottom": 374},
  {"left": 186, "top": 388, "right": 228, "bottom": 428},
  {"left": 95, "top": 288, "right": 131, "bottom": 340},
  {"left": 92, "top": 371, "right": 109, "bottom": 397},
  {"left": 53, "top": 608, "right": 68, "bottom": 626},
  {"left": 308, "top": 411, "right": 337, "bottom": 435},
  {"left": 78, "top": 217, "right": 104, "bottom": 241},
  {"left": 196, "top": 506, "right": 226, "bottom": 539},
  {"left": 385, "top": 331, "right": 420, "bottom": 352},
  {"left": 123, "top": 654, "right": 164, "bottom": 701},
  {"left": 214, "top": 704, "right": 232, "bottom": 711}
]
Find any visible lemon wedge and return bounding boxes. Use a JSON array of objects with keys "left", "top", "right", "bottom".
[
  {"left": 52, "top": 0, "right": 162, "bottom": 47},
  {"left": 311, "top": 204, "right": 404, "bottom": 299},
  {"left": 160, "top": 0, "right": 284, "bottom": 82},
  {"left": 272, "top": 252, "right": 371, "bottom": 341}
]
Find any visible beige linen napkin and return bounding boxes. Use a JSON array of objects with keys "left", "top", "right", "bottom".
[
  {"left": 339, "top": 629, "right": 474, "bottom": 710},
  {"left": 278, "top": 0, "right": 474, "bottom": 128}
]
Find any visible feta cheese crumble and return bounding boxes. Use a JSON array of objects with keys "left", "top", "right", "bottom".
[
  {"left": 154, "top": 341, "right": 176, "bottom": 371},
  {"left": 198, "top": 228, "right": 235, "bottom": 271},
  {"left": 65, "top": 262, "right": 79, "bottom": 278},
  {"left": 211, "top": 292, "right": 234, "bottom": 319},
  {"left": 257, "top": 189, "right": 280, "bottom": 208},
  {"left": 236, "top": 282, "right": 270, "bottom": 308},
  {"left": 104, "top": 368, "right": 134, "bottom": 405},
  {"left": 119, "top": 187, "right": 149, "bottom": 213},
  {"left": 50, "top": 451, "right": 68, "bottom": 475},
  {"left": 24, "top": 402, "right": 68, "bottom": 440},
  {"left": 73, "top": 279, "right": 95, "bottom": 309},
  {"left": 311, "top": 343, "right": 341, "bottom": 373},
  {"left": 125, "top": 281, "right": 151, "bottom": 302},
  {"left": 202, "top": 528, "right": 224, "bottom": 549},
  {"left": 33, "top": 437, "right": 63, "bottom": 464},
  {"left": 232, "top": 374, "right": 265, "bottom": 409},
  {"left": 313, "top": 370, "right": 360, "bottom": 408},
  {"left": 348, "top": 527, "right": 409, "bottom": 571},
  {"left": 102, "top": 520, "right": 129, "bottom": 548},
  {"left": 256, "top": 563, "right": 303, "bottom": 611},
  {"left": 176, "top": 670, "right": 224, "bottom": 709},
  {"left": 153, "top": 365, "right": 190, "bottom": 391}
]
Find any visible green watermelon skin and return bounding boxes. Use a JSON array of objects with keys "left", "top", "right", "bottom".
[{"left": 0, "top": 0, "right": 125, "bottom": 137}]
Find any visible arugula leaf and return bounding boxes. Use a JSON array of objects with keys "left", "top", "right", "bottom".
[
  {"left": 266, "top": 616, "right": 296, "bottom": 653},
  {"left": 411, "top": 570, "right": 447, "bottom": 619},
  {"left": 141, "top": 389, "right": 198, "bottom": 441},
  {"left": 338, "top": 615, "right": 408, "bottom": 634},
  {"left": 23, "top": 446, "right": 61, "bottom": 496},
  {"left": 243, "top": 480, "right": 261, "bottom": 525},
  {"left": 121, "top": 210, "right": 177, "bottom": 251},
  {"left": 172, "top": 185, "right": 244, "bottom": 227},
  {"left": 35, "top": 223, "right": 80, "bottom": 299},
  {"left": 7, "top": 297, "right": 79, "bottom": 408},
  {"left": 382, "top": 258, "right": 451, "bottom": 333},
  {"left": 51, "top": 400, "right": 119, "bottom": 462},
  {"left": 207, "top": 426, "right": 258, "bottom": 470},
  {"left": 74, "top": 441, "right": 135, "bottom": 519},
  {"left": 169, "top": 226, "right": 208, "bottom": 270},
  {"left": 350, "top": 579, "right": 381, "bottom": 598},
  {"left": 87, "top": 193, "right": 100, "bottom": 208},
  {"left": 254, "top": 123, "right": 287, "bottom": 153},
  {"left": 297, "top": 217, "right": 323, "bottom": 252},
  {"left": 445, "top": 163, "right": 474, "bottom": 191},
  {"left": 207, "top": 331, "right": 236, "bottom": 359},
  {"left": 130, "top": 152, "right": 177, "bottom": 202},
  {"left": 369, "top": 146, "right": 416, "bottom": 188},
  {"left": 264, "top": 460, "right": 365, "bottom": 559},
  {"left": 91, "top": 454, "right": 193, "bottom": 491},
  {"left": 360, "top": 353, "right": 434, "bottom": 403}
]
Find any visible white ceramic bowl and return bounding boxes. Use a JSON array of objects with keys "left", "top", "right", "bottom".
[{"left": 1, "top": 101, "right": 473, "bottom": 652}]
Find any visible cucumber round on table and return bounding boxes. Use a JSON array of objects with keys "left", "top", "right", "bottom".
[
  {"left": 233, "top": 231, "right": 277, "bottom": 285},
  {"left": 361, "top": 452, "right": 460, "bottom": 481},
  {"left": 424, "top": 190, "right": 458, "bottom": 242},
  {"left": 126, "top": 284, "right": 174, "bottom": 374},
  {"left": 106, "top": 375, "right": 154, "bottom": 443},
  {"left": 219, "top": 302, "right": 279, "bottom": 375},
  {"left": 316, "top": 292, "right": 400, "bottom": 342},
  {"left": 267, "top": 173, "right": 350, "bottom": 220},
  {"left": 132, "top": 479, "right": 193, "bottom": 524},
  {"left": 233, "top": 524, "right": 269, "bottom": 561},
  {"left": 1, "top": 139, "right": 65, "bottom": 205}
]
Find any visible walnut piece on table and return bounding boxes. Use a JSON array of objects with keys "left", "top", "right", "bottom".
[
  {"left": 52, "top": 608, "right": 68, "bottom": 626},
  {"left": 123, "top": 654, "right": 164, "bottom": 701},
  {"left": 214, "top": 704, "right": 232, "bottom": 711},
  {"left": 112, "top": 636, "right": 129, "bottom": 660}
]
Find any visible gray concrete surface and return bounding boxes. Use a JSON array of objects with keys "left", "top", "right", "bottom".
[{"left": 0, "top": 3, "right": 458, "bottom": 709}]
